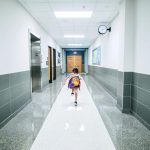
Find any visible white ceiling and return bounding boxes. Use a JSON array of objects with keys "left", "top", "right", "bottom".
[{"left": 18, "top": 0, "right": 121, "bottom": 48}]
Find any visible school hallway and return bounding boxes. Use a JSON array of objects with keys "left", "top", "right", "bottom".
[{"left": 1, "top": 0, "right": 150, "bottom": 150}]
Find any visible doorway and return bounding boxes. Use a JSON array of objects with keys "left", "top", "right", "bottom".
[
  {"left": 67, "top": 56, "right": 82, "bottom": 73},
  {"left": 48, "top": 46, "right": 52, "bottom": 83},
  {"left": 53, "top": 49, "right": 56, "bottom": 80},
  {"left": 30, "top": 33, "right": 42, "bottom": 92}
]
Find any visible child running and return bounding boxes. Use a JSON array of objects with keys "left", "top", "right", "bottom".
[{"left": 64, "top": 68, "right": 81, "bottom": 106}]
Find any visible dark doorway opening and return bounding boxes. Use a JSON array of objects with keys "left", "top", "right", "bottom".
[
  {"left": 53, "top": 49, "right": 56, "bottom": 80},
  {"left": 48, "top": 46, "right": 52, "bottom": 83}
]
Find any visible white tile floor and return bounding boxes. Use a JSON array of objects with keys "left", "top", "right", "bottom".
[{"left": 30, "top": 80, "right": 116, "bottom": 150}]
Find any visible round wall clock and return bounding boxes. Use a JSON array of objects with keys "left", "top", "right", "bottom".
[{"left": 98, "top": 25, "right": 107, "bottom": 34}]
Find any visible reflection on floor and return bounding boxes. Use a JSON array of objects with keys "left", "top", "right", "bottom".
[
  {"left": 83, "top": 75, "right": 150, "bottom": 150},
  {"left": 0, "top": 76, "right": 63, "bottom": 150},
  {"left": 30, "top": 79, "right": 116, "bottom": 150}
]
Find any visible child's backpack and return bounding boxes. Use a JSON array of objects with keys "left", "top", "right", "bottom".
[{"left": 68, "top": 76, "right": 80, "bottom": 89}]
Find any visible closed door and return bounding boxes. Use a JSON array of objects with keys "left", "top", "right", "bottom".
[{"left": 67, "top": 56, "right": 82, "bottom": 73}]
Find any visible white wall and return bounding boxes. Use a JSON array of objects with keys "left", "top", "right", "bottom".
[
  {"left": 120, "top": 0, "right": 134, "bottom": 72},
  {"left": 117, "top": 0, "right": 125, "bottom": 71},
  {"left": 117, "top": 0, "right": 134, "bottom": 72},
  {"left": 133, "top": 0, "right": 150, "bottom": 74},
  {"left": 89, "top": 0, "right": 150, "bottom": 75},
  {"left": 0, "top": 0, "right": 61, "bottom": 75},
  {"left": 88, "top": 14, "right": 120, "bottom": 70},
  {"left": 88, "top": 0, "right": 130, "bottom": 71}
]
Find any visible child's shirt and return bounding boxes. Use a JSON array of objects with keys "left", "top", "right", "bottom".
[{"left": 67, "top": 73, "right": 81, "bottom": 79}]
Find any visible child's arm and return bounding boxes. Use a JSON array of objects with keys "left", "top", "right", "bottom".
[
  {"left": 64, "top": 76, "right": 69, "bottom": 85},
  {"left": 64, "top": 74, "right": 72, "bottom": 85},
  {"left": 78, "top": 74, "right": 82, "bottom": 80}
]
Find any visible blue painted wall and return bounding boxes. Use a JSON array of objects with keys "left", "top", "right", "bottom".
[{"left": 64, "top": 48, "right": 85, "bottom": 64}]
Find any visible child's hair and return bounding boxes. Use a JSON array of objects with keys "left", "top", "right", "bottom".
[{"left": 72, "top": 68, "right": 78, "bottom": 74}]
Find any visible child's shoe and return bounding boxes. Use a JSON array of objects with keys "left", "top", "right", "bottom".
[{"left": 74, "top": 101, "right": 77, "bottom": 106}]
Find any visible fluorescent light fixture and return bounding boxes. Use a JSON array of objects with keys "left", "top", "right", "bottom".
[
  {"left": 64, "top": 123, "right": 70, "bottom": 130},
  {"left": 80, "top": 124, "right": 85, "bottom": 132},
  {"left": 68, "top": 44, "right": 82, "bottom": 46},
  {"left": 54, "top": 11, "right": 92, "bottom": 18},
  {"left": 64, "top": 35, "right": 85, "bottom": 38}
]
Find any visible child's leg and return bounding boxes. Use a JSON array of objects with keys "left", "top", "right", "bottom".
[
  {"left": 73, "top": 88, "right": 76, "bottom": 99},
  {"left": 71, "top": 89, "right": 74, "bottom": 95},
  {"left": 74, "top": 88, "right": 78, "bottom": 103},
  {"left": 75, "top": 90, "right": 77, "bottom": 101}
]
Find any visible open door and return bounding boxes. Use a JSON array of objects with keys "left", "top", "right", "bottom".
[{"left": 48, "top": 46, "right": 52, "bottom": 83}]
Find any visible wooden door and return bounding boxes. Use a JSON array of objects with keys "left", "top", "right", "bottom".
[
  {"left": 74, "top": 56, "right": 82, "bottom": 73},
  {"left": 67, "top": 56, "right": 82, "bottom": 73}
]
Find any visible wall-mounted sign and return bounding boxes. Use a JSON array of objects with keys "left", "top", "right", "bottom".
[
  {"left": 92, "top": 47, "right": 101, "bottom": 65},
  {"left": 57, "top": 52, "right": 61, "bottom": 64}
]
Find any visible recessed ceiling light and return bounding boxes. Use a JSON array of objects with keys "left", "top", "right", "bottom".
[
  {"left": 68, "top": 44, "right": 82, "bottom": 46},
  {"left": 54, "top": 11, "right": 92, "bottom": 18},
  {"left": 64, "top": 35, "right": 85, "bottom": 38}
]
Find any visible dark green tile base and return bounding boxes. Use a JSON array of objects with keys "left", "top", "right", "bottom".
[
  {"left": 88, "top": 65, "right": 118, "bottom": 98},
  {"left": 117, "top": 71, "right": 132, "bottom": 113},
  {"left": 131, "top": 72, "right": 150, "bottom": 130},
  {"left": 0, "top": 71, "right": 31, "bottom": 127},
  {"left": 0, "top": 74, "right": 9, "bottom": 91},
  {"left": 0, "top": 103, "right": 11, "bottom": 124},
  {"left": 88, "top": 66, "right": 150, "bottom": 130},
  {"left": 131, "top": 111, "right": 150, "bottom": 130},
  {"left": 0, "top": 99, "right": 31, "bottom": 129}
]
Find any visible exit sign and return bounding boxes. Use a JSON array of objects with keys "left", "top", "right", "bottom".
[{"left": 73, "top": 51, "right": 77, "bottom": 54}]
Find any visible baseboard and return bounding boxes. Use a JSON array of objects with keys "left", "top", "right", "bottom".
[{"left": 131, "top": 111, "right": 150, "bottom": 130}]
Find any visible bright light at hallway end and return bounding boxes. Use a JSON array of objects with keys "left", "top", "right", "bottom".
[
  {"left": 64, "top": 35, "right": 85, "bottom": 38},
  {"left": 54, "top": 11, "right": 93, "bottom": 18}
]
